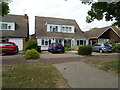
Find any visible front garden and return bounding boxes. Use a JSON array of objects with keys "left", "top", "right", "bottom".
[{"left": 2, "top": 63, "right": 69, "bottom": 88}]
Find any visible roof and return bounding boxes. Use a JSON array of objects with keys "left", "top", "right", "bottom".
[
  {"left": 0, "top": 14, "right": 29, "bottom": 38},
  {"left": 111, "top": 26, "right": 120, "bottom": 35},
  {"left": 84, "top": 26, "right": 120, "bottom": 38},
  {"left": 35, "top": 16, "right": 86, "bottom": 38}
]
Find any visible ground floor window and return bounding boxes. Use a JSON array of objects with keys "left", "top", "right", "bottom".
[
  {"left": 41, "top": 39, "right": 62, "bottom": 46},
  {"left": 41, "top": 39, "right": 50, "bottom": 46},
  {"left": 77, "top": 40, "right": 86, "bottom": 45}
]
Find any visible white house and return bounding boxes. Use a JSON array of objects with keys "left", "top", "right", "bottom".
[{"left": 35, "top": 16, "right": 87, "bottom": 50}]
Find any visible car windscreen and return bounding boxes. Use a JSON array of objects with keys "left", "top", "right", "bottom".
[
  {"left": 57, "top": 44, "right": 63, "bottom": 47},
  {"left": 0, "top": 43, "right": 13, "bottom": 46},
  {"left": 52, "top": 43, "right": 63, "bottom": 47},
  {"left": 104, "top": 44, "right": 111, "bottom": 47}
]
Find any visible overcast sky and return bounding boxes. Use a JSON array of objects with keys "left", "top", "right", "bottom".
[{"left": 9, "top": 0, "right": 114, "bottom": 34}]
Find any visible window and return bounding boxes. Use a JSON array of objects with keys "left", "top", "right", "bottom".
[
  {"left": 0, "top": 22, "right": 15, "bottom": 30},
  {"left": 41, "top": 39, "right": 52, "bottom": 46},
  {"left": 77, "top": 40, "right": 86, "bottom": 45},
  {"left": 62, "top": 26, "right": 74, "bottom": 33},
  {"left": 84, "top": 41, "right": 86, "bottom": 45},
  {"left": 49, "top": 40, "right": 51, "bottom": 45},
  {"left": 69, "top": 27, "right": 72, "bottom": 32},
  {"left": 80, "top": 40, "right": 83, "bottom": 45},
  {"left": 55, "top": 26, "right": 58, "bottom": 32},
  {"left": 1, "top": 24, "right": 7, "bottom": 29},
  {"left": 49, "top": 25, "right": 58, "bottom": 32},
  {"left": 50, "top": 26, "right": 52, "bottom": 31},
  {"left": 45, "top": 41, "right": 48, "bottom": 45},
  {"left": 42, "top": 39, "right": 44, "bottom": 45},
  {"left": 77, "top": 40, "right": 79, "bottom": 45}
]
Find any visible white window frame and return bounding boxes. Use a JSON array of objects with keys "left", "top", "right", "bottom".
[
  {"left": 0, "top": 22, "right": 15, "bottom": 31},
  {"left": 62, "top": 25, "right": 74, "bottom": 33},
  {"left": 41, "top": 39, "right": 52, "bottom": 46},
  {"left": 77, "top": 40, "right": 86, "bottom": 45}
]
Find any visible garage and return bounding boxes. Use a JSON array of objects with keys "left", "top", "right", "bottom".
[{"left": 9, "top": 38, "right": 23, "bottom": 51}]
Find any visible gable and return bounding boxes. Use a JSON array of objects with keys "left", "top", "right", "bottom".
[{"left": 99, "top": 28, "right": 120, "bottom": 41}]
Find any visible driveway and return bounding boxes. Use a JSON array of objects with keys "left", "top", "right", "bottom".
[{"left": 53, "top": 61, "right": 119, "bottom": 88}]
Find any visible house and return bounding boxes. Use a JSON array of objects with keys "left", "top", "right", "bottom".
[
  {"left": 0, "top": 14, "right": 29, "bottom": 50},
  {"left": 35, "top": 16, "right": 87, "bottom": 50},
  {"left": 84, "top": 26, "right": 120, "bottom": 45}
]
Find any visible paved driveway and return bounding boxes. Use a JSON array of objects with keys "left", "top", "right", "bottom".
[
  {"left": 53, "top": 61, "right": 119, "bottom": 88},
  {"left": 40, "top": 51, "right": 83, "bottom": 59}
]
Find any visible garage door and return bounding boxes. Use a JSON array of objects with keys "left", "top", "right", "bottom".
[{"left": 9, "top": 38, "right": 23, "bottom": 51}]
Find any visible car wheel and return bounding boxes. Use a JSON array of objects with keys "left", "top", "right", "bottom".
[
  {"left": 62, "top": 50, "right": 65, "bottom": 53},
  {"left": 99, "top": 49, "right": 103, "bottom": 53},
  {"left": 52, "top": 52, "right": 55, "bottom": 54}
]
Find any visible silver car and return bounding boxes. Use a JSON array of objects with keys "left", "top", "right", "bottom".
[{"left": 92, "top": 43, "right": 112, "bottom": 53}]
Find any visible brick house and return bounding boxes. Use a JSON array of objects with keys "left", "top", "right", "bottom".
[{"left": 84, "top": 26, "right": 120, "bottom": 45}]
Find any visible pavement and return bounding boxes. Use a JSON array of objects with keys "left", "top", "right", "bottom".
[{"left": 53, "top": 61, "right": 119, "bottom": 88}]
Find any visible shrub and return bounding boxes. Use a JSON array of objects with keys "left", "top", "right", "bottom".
[
  {"left": 65, "top": 44, "right": 71, "bottom": 51},
  {"left": 24, "top": 40, "right": 37, "bottom": 51},
  {"left": 77, "top": 45, "right": 92, "bottom": 55},
  {"left": 112, "top": 44, "right": 120, "bottom": 53},
  {"left": 25, "top": 49, "right": 40, "bottom": 59}
]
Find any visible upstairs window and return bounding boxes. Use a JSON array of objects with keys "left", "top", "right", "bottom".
[
  {"left": 48, "top": 25, "right": 58, "bottom": 32},
  {"left": 62, "top": 25, "right": 74, "bottom": 33},
  {"left": 0, "top": 22, "right": 15, "bottom": 31}
]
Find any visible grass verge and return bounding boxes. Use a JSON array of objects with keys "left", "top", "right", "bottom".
[
  {"left": 2, "top": 63, "right": 69, "bottom": 88},
  {"left": 83, "top": 58, "right": 120, "bottom": 77}
]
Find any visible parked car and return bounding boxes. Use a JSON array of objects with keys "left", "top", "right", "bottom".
[
  {"left": 92, "top": 43, "right": 112, "bottom": 53},
  {"left": 0, "top": 42, "right": 19, "bottom": 55},
  {"left": 48, "top": 43, "right": 65, "bottom": 53}
]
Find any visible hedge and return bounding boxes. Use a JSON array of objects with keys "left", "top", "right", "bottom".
[
  {"left": 24, "top": 40, "right": 37, "bottom": 51},
  {"left": 25, "top": 49, "right": 40, "bottom": 59},
  {"left": 77, "top": 45, "right": 92, "bottom": 55}
]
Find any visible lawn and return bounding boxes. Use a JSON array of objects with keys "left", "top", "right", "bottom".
[
  {"left": 83, "top": 58, "right": 120, "bottom": 77},
  {"left": 2, "top": 63, "right": 69, "bottom": 88}
]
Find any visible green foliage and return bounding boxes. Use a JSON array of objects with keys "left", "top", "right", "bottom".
[
  {"left": 105, "top": 40, "right": 116, "bottom": 47},
  {"left": 24, "top": 40, "right": 37, "bottom": 51},
  {"left": 64, "top": 44, "right": 71, "bottom": 51},
  {"left": 112, "top": 44, "right": 120, "bottom": 53},
  {"left": 85, "top": 2, "right": 120, "bottom": 27},
  {"left": 0, "top": 2, "right": 10, "bottom": 16},
  {"left": 25, "top": 49, "right": 40, "bottom": 59},
  {"left": 77, "top": 45, "right": 92, "bottom": 55}
]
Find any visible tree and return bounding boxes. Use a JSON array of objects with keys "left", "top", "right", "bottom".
[
  {"left": 85, "top": 1, "right": 120, "bottom": 27},
  {"left": 0, "top": 0, "right": 11, "bottom": 16}
]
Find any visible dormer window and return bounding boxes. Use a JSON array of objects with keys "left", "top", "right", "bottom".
[
  {"left": 47, "top": 24, "right": 74, "bottom": 33},
  {"left": 0, "top": 22, "right": 15, "bottom": 31},
  {"left": 47, "top": 24, "right": 59, "bottom": 32},
  {"left": 62, "top": 25, "right": 74, "bottom": 33}
]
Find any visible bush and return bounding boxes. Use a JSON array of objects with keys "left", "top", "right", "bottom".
[
  {"left": 25, "top": 49, "right": 40, "bottom": 59},
  {"left": 77, "top": 45, "right": 92, "bottom": 55},
  {"left": 24, "top": 40, "right": 37, "bottom": 51},
  {"left": 112, "top": 44, "right": 120, "bottom": 53},
  {"left": 65, "top": 44, "right": 71, "bottom": 51}
]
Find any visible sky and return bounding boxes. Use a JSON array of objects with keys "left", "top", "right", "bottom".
[{"left": 9, "top": 0, "right": 114, "bottom": 34}]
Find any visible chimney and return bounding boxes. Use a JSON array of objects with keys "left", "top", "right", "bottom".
[{"left": 24, "top": 14, "right": 28, "bottom": 19}]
